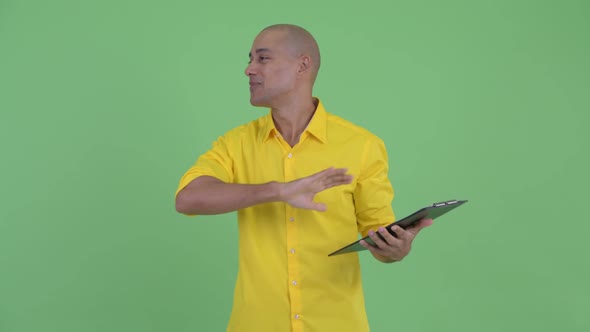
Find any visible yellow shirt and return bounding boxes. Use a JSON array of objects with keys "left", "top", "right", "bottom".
[{"left": 176, "top": 99, "right": 395, "bottom": 332}]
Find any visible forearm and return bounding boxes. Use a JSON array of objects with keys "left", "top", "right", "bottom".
[{"left": 175, "top": 176, "right": 282, "bottom": 215}]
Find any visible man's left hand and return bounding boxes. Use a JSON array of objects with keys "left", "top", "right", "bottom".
[{"left": 359, "top": 218, "right": 433, "bottom": 263}]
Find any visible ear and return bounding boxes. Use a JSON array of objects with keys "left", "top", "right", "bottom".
[{"left": 298, "top": 55, "right": 311, "bottom": 74}]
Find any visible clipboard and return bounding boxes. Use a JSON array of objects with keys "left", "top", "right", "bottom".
[{"left": 328, "top": 199, "right": 468, "bottom": 256}]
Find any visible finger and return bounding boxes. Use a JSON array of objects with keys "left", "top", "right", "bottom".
[
  {"left": 323, "top": 171, "right": 348, "bottom": 179},
  {"left": 360, "top": 240, "right": 389, "bottom": 256},
  {"left": 388, "top": 225, "right": 411, "bottom": 240},
  {"left": 323, "top": 174, "right": 353, "bottom": 188},
  {"left": 330, "top": 167, "right": 349, "bottom": 174},
  {"left": 313, "top": 174, "right": 352, "bottom": 192},
  {"left": 378, "top": 226, "right": 402, "bottom": 245},
  {"left": 308, "top": 167, "right": 335, "bottom": 181},
  {"left": 407, "top": 218, "right": 433, "bottom": 235},
  {"left": 310, "top": 202, "right": 327, "bottom": 212},
  {"left": 367, "top": 230, "right": 390, "bottom": 250}
]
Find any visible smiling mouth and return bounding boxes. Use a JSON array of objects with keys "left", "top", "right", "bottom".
[{"left": 249, "top": 82, "right": 261, "bottom": 91}]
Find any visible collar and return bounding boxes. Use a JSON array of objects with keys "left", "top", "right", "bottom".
[{"left": 259, "top": 98, "right": 328, "bottom": 144}]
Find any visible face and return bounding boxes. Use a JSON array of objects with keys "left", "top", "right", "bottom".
[{"left": 245, "top": 30, "right": 300, "bottom": 107}]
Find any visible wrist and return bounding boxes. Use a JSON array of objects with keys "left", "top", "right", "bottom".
[{"left": 266, "top": 181, "right": 285, "bottom": 203}]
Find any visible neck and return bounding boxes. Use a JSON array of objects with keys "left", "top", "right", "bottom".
[{"left": 271, "top": 97, "right": 317, "bottom": 147}]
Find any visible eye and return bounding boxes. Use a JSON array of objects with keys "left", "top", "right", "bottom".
[{"left": 247, "top": 56, "right": 270, "bottom": 64}]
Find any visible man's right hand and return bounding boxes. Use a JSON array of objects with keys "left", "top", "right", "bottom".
[
  {"left": 279, "top": 167, "right": 353, "bottom": 211},
  {"left": 176, "top": 167, "right": 353, "bottom": 215}
]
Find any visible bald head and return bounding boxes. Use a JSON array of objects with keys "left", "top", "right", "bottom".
[
  {"left": 259, "top": 24, "right": 321, "bottom": 81},
  {"left": 245, "top": 24, "right": 322, "bottom": 107}
]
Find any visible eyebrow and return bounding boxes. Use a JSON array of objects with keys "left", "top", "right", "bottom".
[{"left": 248, "top": 48, "right": 272, "bottom": 58}]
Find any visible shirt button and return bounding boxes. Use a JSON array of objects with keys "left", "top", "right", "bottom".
[
  {"left": 292, "top": 280, "right": 297, "bottom": 286},
  {"left": 287, "top": 153, "right": 293, "bottom": 158},
  {"left": 290, "top": 248, "right": 295, "bottom": 254},
  {"left": 289, "top": 217, "right": 295, "bottom": 222},
  {"left": 294, "top": 314, "right": 300, "bottom": 319}
]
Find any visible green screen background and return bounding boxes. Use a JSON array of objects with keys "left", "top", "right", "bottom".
[{"left": 1, "top": 0, "right": 588, "bottom": 331}]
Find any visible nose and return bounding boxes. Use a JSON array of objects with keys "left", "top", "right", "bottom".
[{"left": 245, "top": 62, "right": 256, "bottom": 77}]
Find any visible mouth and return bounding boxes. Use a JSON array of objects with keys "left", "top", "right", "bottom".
[{"left": 249, "top": 82, "right": 261, "bottom": 91}]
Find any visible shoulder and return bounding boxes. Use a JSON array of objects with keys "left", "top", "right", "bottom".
[
  {"left": 325, "top": 111, "right": 385, "bottom": 146},
  {"left": 218, "top": 113, "right": 269, "bottom": 141}
]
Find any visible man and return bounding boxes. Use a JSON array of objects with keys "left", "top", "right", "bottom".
[{"left": 175, "top": 24, "right": 432, "bottom": 332}]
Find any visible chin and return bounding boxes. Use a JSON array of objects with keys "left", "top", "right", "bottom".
[{"left": 249, "top": 96, "right": 269, "bottom": 108}]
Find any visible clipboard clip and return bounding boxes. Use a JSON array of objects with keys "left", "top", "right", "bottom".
[{"left": 432, "top": 200, "right": 458, "bottom": 207}]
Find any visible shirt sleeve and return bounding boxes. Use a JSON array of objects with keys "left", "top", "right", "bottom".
[
  {"left": 354, "top": 137, "right": 395, "bottom": 237},
  {"left": 175, "top": 133, "right": 235, "bottom": 198}
]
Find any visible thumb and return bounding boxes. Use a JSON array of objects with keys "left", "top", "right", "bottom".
[
  {"left": 409, "top": 218, "right": 433, "bottom": 234},
  {"left": 311, "top": 202, "right": 327, "bottom": 212}
]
